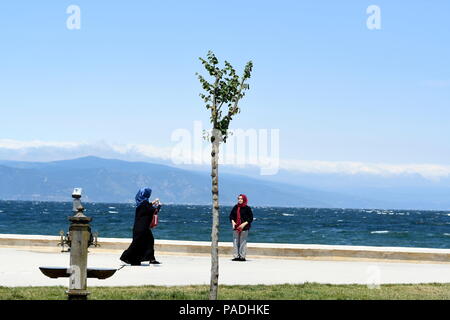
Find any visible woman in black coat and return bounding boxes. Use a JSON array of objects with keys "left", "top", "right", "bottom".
[
  {"left": 229, "top": 194, "right": 253, "bottom": 261},
  {"left": 120, "top": 187, "right": 161, "bottom": 266}
]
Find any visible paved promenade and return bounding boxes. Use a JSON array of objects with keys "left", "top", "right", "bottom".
[{"left": 1, "top": 247, "right": 450, "bottom": 287}]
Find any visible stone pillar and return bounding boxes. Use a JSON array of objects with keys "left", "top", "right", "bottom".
[{"left": 66, "top": 190, "right": 92, "bottom": 300}]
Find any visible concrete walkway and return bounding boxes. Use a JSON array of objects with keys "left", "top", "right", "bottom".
[{"left": 1, "top": 247, "right": 450, "bottom": 287}]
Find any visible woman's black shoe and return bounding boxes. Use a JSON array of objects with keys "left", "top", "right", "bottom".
[
  {"left": 239, "top": 258, "right": 246, "bottom": 261},
  {"left": 149, "top": 260, "right": 161, "bottom": 264},
  {"left": 232, "top": 257, "right": 240, "bottom": 261},
  {"left": 122, "top": 259, "right": 140, "bottom": 266}
]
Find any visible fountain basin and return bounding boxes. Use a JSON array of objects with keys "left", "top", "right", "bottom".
[{"left": 39, "top": 267, "right": 116, "bottom": 279}]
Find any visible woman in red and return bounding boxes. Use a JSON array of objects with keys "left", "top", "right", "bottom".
[{"left": 229, "top": 194, "right": 254, "bottom": 261}]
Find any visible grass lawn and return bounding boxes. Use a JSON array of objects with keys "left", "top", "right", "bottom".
[{"left": 1, "top": 283, "right": 450, "bottom": 300}]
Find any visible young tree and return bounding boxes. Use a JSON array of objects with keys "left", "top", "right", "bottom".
[{"left": 196, "top": 51, "right": 253, "bottom": 300}]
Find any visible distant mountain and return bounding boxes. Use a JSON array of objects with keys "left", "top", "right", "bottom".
[
  {"left": 0, "top": 156, "right": 378, "bottom": 208},
  {"left": 0, "top": 156, "right": 449, "bottom": 210},
  {"left": 249, "top": 169, "right": 450, "bottom": 210}
]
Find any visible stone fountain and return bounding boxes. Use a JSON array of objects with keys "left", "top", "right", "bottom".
[{"left": 39, "top": 188, "right": 116, "bottom": 300}]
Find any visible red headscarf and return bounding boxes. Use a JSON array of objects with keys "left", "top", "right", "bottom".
[{"left": 236, "top": 194, "right": 248, "bottom": 232}]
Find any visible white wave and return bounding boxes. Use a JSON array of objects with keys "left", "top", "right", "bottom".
[
  {"left": 444, "top": 233, "right": 450, "bottom": 237},
  {"left": 108, "top": 211, "right": 119, "bottom": 214},
  {"left": 0, "top": 210, "right": 3, "bottom": 213},
  {"left": 109, "top": 206, "right": 116, "bottom": 209},
  {"left": 282, "top": 213, "right": 295, "bottom": 217},
  {"left": 371, "top": 230, "right": 390, "bottom": 234}
]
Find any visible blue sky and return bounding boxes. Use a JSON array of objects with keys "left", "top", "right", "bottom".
[{"left": 0, "top": 1, "right": 449, "bottom": 172}]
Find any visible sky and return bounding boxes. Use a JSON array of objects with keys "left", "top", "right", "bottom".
[{"left": 0, "top": 1, "right": 449, "bottom": 178}]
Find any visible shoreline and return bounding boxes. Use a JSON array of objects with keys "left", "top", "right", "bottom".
[{"left": 2, "top": 233, "right": 450, "bottom": 264}]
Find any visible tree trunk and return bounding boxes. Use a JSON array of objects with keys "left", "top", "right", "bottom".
[{"left": 209, "top": 130, "right": 221, "bottom": 300}]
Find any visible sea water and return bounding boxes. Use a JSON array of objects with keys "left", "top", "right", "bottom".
[{"left": 0, "top": 200, "right": 450, "bottom": 248}]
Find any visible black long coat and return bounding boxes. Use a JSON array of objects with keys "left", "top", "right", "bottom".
[
  {"left": 229, "top": 205, "right": 254, "bottom": 231},
  {"left": 120, "top": 201, "right": 158, "bottom": 264}
]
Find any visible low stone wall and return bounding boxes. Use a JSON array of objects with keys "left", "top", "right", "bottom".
[{"left": 1, "top": 233, "right": 450, "bottom": 263}]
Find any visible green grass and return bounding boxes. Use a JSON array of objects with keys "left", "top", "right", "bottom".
[{"left": 1, "top": 283, "right": 450, "bottom": 300}]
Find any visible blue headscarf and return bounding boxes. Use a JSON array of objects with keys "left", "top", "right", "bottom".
[{"left": 135, "top": 187, "right": 152, "bottom": 207}]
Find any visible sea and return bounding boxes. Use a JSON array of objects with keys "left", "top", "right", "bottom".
[{"left": 1, "top": 200, "right": 450, "bottom": 249}]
